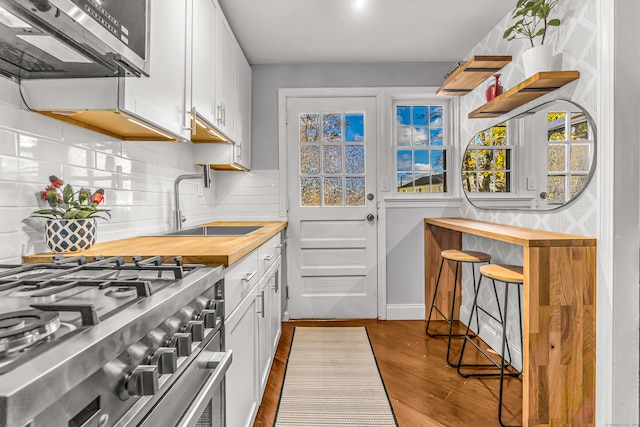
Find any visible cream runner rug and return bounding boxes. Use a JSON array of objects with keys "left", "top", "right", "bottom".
[{"left": 274, "top": 327, "right": 398, "bottom": 426}]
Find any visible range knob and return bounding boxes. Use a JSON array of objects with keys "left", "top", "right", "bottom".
[
  {"left": 199, "top": 309, "right": 219, "bottom": 329},
  {"left": 149, "top": 347, "right": 178, "bottom": 374},
  {"left": 126, "top": 365, "right": 158, "bottom": 397},
  {"left": 178, "top": 306, "right": 196, "bottom": 321},
  {"left": 170, "top": 332, "right": 192, "bottom": 357},
  {"left": 184, "top": 320, "right": 205, "bottom": 342},
  {"left": 194, "top": 296, "right": 210, "bottom": 311}
]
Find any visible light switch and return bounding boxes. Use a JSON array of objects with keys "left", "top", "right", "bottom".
[
  {"left": 527, "top": 177, "right": 536, "bottom": 191},
  {"left": 196, "top": 182, "right": 204, "bottom": 197}
]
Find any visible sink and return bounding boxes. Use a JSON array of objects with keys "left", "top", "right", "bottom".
[{"left": 162, "top": 225, "right": 264, "bottom": 237}]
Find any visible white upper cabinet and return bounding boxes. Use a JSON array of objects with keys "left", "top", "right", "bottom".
[
  {"left": 215, "top": 8, "right": 236, "bottom": 138},
  {"left": 234, "top": 41, "right": 252, "bottom": 169},
  {"left": 122, "top": 0, "right": 188, "bottom": 140},
  {"left": 22, "top": 0, "right": 188, "bottom": 142},
  {"left": 191, "top": 0, "right": 252, "bottom": 170},
  {"left": 191, "top": 0, "right": 217, "bottom": 127}
]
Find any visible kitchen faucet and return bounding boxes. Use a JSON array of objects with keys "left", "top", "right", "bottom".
[{"left": 173, "top": 164, "right": 212, "bottom": 231}]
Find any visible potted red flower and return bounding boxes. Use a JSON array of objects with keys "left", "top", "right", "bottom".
[{"left": 31, "top": 175, "right": 110, "bottom": 253}]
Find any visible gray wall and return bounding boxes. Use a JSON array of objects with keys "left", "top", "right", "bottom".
[
  {"left": 385, "top": 206, "right": 461, "bottom": 306},
  {"left": 251, "top": 62, "right": 453, "bottom": 170}
]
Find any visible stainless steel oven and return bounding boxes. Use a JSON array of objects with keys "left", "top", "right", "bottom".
[{"left": 137, "top": 329, "right": 231, "bottom": 427}]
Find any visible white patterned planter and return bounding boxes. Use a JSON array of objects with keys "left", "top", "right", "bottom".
[{"left": 44, "top": 218, "right": 97, "bottom": 253}]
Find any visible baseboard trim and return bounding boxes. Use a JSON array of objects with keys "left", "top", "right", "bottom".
[{"left": 386, "top": 304, "right": 425, "bottom": 320}]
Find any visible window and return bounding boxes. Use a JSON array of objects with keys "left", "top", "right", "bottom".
[
  {"left": 394, "top": 103, "right": 448, "bottom": 193},
  {"left": 299, "top": 112, "right": 366, "bottom": 207},
  {"left": 462, "top": 122, "right": 513, "bottom": 193},
  {"left": 546, "top": 112, "right": 592, "bottom": 204}
]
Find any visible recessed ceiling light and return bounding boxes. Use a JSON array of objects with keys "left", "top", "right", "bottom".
[{"left": 356, "top": 0, "right": 364, "bottom": 9}]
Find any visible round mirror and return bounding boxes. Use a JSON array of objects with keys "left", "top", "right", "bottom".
[{"left": 461, "top": 99, "right": 596, "bottom": 210}]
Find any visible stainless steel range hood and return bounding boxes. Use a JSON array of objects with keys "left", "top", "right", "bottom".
[{"left": 0, "top": 0, "right": 149, "bottom": 79}]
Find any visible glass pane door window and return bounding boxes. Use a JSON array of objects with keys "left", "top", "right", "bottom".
[{"left": 299, "top": 112, "right": 366, "bottom": 207}]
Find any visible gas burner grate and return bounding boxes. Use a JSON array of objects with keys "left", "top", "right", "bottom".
[
  {"left": 0, "top": 255, "right": 205, "bottom": 294},
  {"left": 29, "top": 304, "right": 98, "bottom": 327}
]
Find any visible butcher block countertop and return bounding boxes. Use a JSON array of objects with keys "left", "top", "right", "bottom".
[
  {"left": 23, "top": 221, "right": 287, "bottom": 267},
  {"left": 425, "top": 217, "right": 596, "bottom": 247}
]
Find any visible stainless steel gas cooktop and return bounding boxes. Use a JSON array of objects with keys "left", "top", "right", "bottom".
[{"left": 0, "top": 254, "right": 226, "bottom": 427}]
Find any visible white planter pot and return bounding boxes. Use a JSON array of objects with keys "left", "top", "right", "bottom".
[{"left": 522, "top": 44, "right": 554, "bottom": 79}]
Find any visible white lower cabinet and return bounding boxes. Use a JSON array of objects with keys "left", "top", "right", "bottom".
[
  {"left": 225, "top": 279, "right": 259, "bottom": 427},
  {"left": 257, "top": 258, "right": 282, "bottom": 394},
  {"left": 269, "top": 261, "right": 282, "bottom": 356},
  {"left": 224, "top": 238, "right": 283, "bottom": 427},
  {"left": 257, "top": 269, "right": 273, "bottom": 393}
]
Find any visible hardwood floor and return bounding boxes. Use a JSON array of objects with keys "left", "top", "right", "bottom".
[{"left": 253, "top": 319, "right": 522, "bottom": 427}]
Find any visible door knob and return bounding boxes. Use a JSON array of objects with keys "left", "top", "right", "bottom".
[
  {"left": 367, "top": 193, "right": 374, "bottom": 201},
  {"left": 367, "top": 214, "right": 375, "bottom": 222}
]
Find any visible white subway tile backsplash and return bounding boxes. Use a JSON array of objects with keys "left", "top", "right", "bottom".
[
  {"left": 72, "top": 140, "right": 122, "bottom": 156},
  {"left": 1, "top": 109, "right": 63, "bottom": 141},
  {"left": 19, "top": 134, "right": 75, "bottom": 166},
  {"left": 0, "top": 207, "right": 32, "bottom": 233},
  {"left": 0, "top": 155, "right": 19, "bottom": 181},
  {"left": 121, "top": 142, "right": 159, "bottom": 164},
  {"left": 61, "top": 166, "right": 114, "bottom": 188},
  {"left": 0, "top": 129, "right": 17, "bottom": 156},
  {"left": 20, "top": 158, "right": 66, "bottom": 185},
  {"left": 96, "top": 152, "right": 133, "bottom": 174},
  {"left": 216, "top": 195, "right": 279, "bottom": 205}
]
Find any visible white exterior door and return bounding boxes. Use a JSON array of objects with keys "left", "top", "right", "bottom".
[{"left": 286, "top": 96, "right": 378, "bottom": 319}]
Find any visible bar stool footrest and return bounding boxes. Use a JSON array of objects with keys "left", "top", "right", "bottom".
[{"left": 457, "top": 334, "right": 521, "bottom": 377}]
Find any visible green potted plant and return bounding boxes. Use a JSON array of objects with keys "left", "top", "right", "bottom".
[
  {"left": 31, "top": 175, "right": 110, "bottom": 253},
  {"left": 503, "top": 0, "right": 561, "bottom": 78}
]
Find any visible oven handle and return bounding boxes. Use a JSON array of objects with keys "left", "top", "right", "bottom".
[{"left": 176, "top": 349, "right": 233, "bottom": 427}]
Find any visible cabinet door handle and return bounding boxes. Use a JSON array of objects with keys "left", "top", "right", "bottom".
[
  {"left": 277, "top": 237, "right": 289, "bottom": 246},
  {"left": 217, "top": 104, "right": 223, "bottom": 126},
  {"left": 263, "top": 254, "right": 273, "bottom": 261},
  {"left": 271, "top": 271, "right": 279, "bottom": 292},
  {"left": 242, "top": 271, "right": 257, "bottom": 282},
  {"left": 256, "top": 290, "right": 265, "bottom": 317}
]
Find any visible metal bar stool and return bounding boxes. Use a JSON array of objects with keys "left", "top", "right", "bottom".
[
  {"left": 457, "top": 263, "right": 524, "bottom": 427},
  {"left": 426, "top": 249, "right": 490, "bottom": 367}
]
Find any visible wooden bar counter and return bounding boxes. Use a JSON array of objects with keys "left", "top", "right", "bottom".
[{"left": 424, "top": 217, "right": 596, "bottom": 427}]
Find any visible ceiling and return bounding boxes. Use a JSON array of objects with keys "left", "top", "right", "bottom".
[{"left": 218, "top": 0, "right": 515, "bottom": 65}]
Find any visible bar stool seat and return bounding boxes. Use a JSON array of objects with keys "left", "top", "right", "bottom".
[
  {"left": 441, "top": 249, "right": 491, "bottom": 263},
  {"left": 480, "top": 264, "right": 524, "bottom": 283},
  {"left": 426, "top": 249, "right": 491, "bottom": 367},
  {"left": 458, "top": 263, "right": 524, "bottom": 427}
]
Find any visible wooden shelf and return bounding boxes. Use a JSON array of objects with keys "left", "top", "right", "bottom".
[
  {"left": 436, "top": 55, "right": 512, "bottom": 96},
  {"left": 468, "top": 70, "right": 580, "bottom": 119}
]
